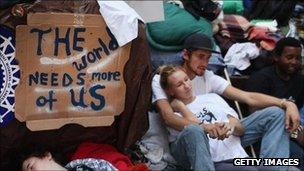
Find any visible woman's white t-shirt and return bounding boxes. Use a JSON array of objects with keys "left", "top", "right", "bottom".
[{"left": 168, "top": 93, "right": 248, "bottom": 162}]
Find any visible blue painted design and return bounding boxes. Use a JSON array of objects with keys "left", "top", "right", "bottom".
[{"left": 0, "top": 25, "right": 20, "bottom": 126}]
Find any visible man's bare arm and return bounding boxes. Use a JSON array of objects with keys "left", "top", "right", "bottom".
[
  {"left": 156, "top": 99, "right": 198, "bottom": 131},
  {"left": 222, "top": 85, "right": 300, "bottom": 132},
  {"left": 170, "top": 99, "right": 201, "bottom": 123}
]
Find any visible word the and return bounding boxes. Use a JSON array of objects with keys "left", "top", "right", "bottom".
[{"left": 30, "top": 27, "right": 118, "bottom": 57}]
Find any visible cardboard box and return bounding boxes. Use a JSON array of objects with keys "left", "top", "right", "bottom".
[{"left": 15, "top": 13, "right": 131, "bottom": 130}]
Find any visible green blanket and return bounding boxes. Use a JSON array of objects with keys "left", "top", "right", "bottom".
[
  {"left": 222, "top": 0, "right": 244, "bottom": 15},
  {"left": 146, "top": 3, "right": 213, "bottom": 51}
]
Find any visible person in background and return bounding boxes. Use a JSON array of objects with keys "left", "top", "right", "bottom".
[{"left": 246, "top": 37, "right": 304, "bottom": 170}]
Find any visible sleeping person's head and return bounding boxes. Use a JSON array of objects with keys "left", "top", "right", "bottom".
[
  {"left": 16, "top": 143, "right": 67, "bottom": 171},
  {"left": 159, "top": 65, "right": 194, "bottom": 104}
]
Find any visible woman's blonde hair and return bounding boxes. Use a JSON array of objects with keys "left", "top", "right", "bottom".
[{"left": 159, "top": 65, "right": 181, "bottom": 90}]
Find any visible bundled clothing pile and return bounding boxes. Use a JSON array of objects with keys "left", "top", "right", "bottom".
[{"left": 70, "top": 142, "right": 149, "bottom": 171}]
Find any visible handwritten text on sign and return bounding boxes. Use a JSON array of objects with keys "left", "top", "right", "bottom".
[{"left": 16, "top": 17, "right": 130, "bottom": 122}]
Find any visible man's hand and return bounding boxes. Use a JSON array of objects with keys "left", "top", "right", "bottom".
[
  {"left": 291, "top": 125, "right": 304, "bottom": 147},
  {"left": 226, "top": 114, "right": 245, "bottom": 136},
  {"left": 223, "top": 122, "right": 234, "bottom": 137},
  {"left": 283, "top": 101, "right": 300, "bottom": 132},
  {"left": 296, "top": 125, "right": 304, "bottom": 146},
  {"left": 202, "top": 123, "right": 230, "bottom": 140}
]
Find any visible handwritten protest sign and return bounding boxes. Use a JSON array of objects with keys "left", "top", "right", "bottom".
[{"left": 15, "top": 13, "right": 131, "bottom": 130}]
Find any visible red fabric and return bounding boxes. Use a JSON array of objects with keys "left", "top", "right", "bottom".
[
  {"left": 70, "top": 142, "right": 134, "bottom": 170},
  {"left": 246, "top": 26, "right": 282, "bottom": 50},
  {"left": 127, "top": 163, "right": 149, "bottom": 171}
]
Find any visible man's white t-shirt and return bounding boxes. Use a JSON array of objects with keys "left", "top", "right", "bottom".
[
  {"left": 168, "top": 94, "right": 249, "bottom": 162},
  {"left": 152, "top": 70, "right": 229, "bottom": 103}
]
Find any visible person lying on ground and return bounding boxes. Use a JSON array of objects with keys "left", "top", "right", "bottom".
[{"left": 16, "top": 143, "right": 118, "bottom": 171}]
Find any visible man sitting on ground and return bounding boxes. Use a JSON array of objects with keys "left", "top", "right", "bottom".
[
  {"left": 246, "top": 37, "right": 304, "bottom": 170},
  {"left": 152, "top": 33, "right": 300, "bottom": 170}
]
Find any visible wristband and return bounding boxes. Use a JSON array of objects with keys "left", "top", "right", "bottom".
[
  {"left": 280, "top": 98, "right": 295, "bottom": 109},
  {"left": 280, "top": 98, "right": 287, "bottom": 109}
]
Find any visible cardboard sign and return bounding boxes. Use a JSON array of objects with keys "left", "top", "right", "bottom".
[{"left": 15, "top": 13, "right": 131, "bottom": 130}]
